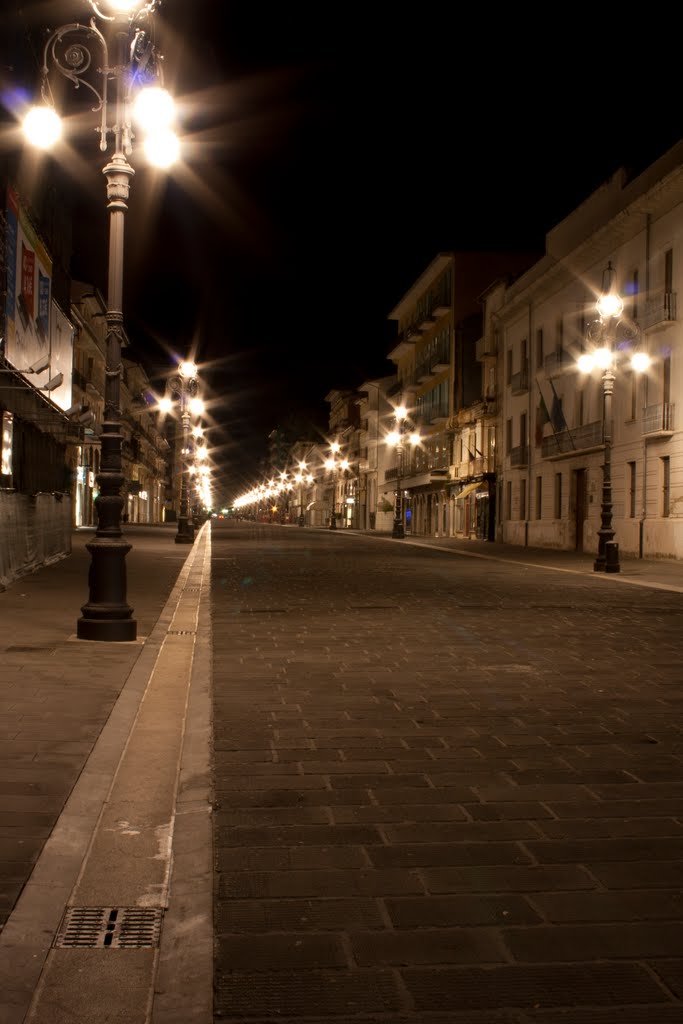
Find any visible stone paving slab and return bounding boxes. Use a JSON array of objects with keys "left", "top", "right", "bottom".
[{"left": 210, "top": 522, "right": 683, "bottom": 1022}]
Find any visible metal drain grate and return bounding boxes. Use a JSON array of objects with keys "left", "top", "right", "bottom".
[
  {"left": 167, "top": 629, "right": 196, "bottom": 635},
  {"left": 54, "top": 907, "right": 163, "bottom": 949}
]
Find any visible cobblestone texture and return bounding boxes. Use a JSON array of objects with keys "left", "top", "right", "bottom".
[{"left": 211, "top": 523, "right": 683, "bottom": 1022}]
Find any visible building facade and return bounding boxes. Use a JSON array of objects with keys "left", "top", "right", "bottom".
[{"left": 495, "top": 141, "right": 683, "bottom": 559}]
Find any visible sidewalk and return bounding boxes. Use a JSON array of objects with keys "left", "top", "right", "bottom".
[
  {"left": 0, "top": 523, "right": 213, "bottom": 1024},
  {"left": 0, "top": 522, "right": 681, "bottom": 1023}
]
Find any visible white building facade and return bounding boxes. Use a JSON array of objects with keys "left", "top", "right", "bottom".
[{"left": 496, "top": 141, "right": 683, "bottom": 558}]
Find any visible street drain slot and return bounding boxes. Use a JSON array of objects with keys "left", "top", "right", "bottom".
[
  {"left": 239, "top": 608, "right": 287, "bottom": 614},
  {"left": 167, "top": 629, "right": 196, "bottom": 635},
  {"left": 54, "top": 907, "right": 163, "bottom": 949},
  {"left": 6, "top": 646, "right": 57, "bottom": 653}
]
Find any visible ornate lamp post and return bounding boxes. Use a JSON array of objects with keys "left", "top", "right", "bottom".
[
  {"left": 324, "top": 442, "right": 349, "bottom": 530},
  {"left": 22, "top": 0, "right": 179, "bottom": 641},
  {"left": 160, "top": 361, "right": 203, "bottom": 545},
  {"left": 386, "top": 405, "right": 420, "bottom": 539},
  {"left": 578, "top": 262, "right": 650, "bottom": 573}
]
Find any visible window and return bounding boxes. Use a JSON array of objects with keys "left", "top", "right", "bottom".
[
  {"left": 632, "top": 268, "right": 639, "bottom": 321},
  {"left": 554, "top": 473, "right": 562, "bottom": 519},
  {"left": 506, "top": 480, "right": 512, "bottom": 520},
  {"left": 535, "top": 475, "right": 542, "bottom": 519},
  {"left": 665, "top": 249, "right": 673, "bottom": 293},
  {"left": 535, "top": 328, "right": 544, "bottom": 369},
  {"left": 555, "top": 316, "right": 564, "bottom": 356},
  {"left": 628, "top": 461, "right": 637, "bottom": 518},
  {"left": 506, "top": 418, "right": 512, "bottom": 454},
  {"left": 519, "top": 478, "right": 527, "bottom": 520},
  {"left": 506, "top": 348, "right": 513, "bottom": 385},
  {"left": 663, "top": 354, "right": 671, "bottom": 404},
  {"left": 662, "top": 456, "right": 670, "bottom": 517},
  {"left": 629, "top": 371, "right": 637, "bottom": 420},
  {"left": 520, "top": 412, "right": 527, "bottom": 449}
]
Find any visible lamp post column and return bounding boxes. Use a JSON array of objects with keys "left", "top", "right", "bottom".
[
  {"left": 329, "top": 466, "right": 337, "bottom": 530},
  {"left": 77, "top": 43, "right": 136, "bottom": 640},
  {"left": 392, "top": 437, "right": 405, "bottom": 539},
  {"left": 175, "top": 391, "right": 195, "bottom": 544},
  {"left": 595, "top": 366, "right": 618, "bottom": 572}
]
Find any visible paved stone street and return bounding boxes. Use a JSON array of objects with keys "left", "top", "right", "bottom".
[{"left": 211, "top": 522, "right": 683, "bottom": 1023}]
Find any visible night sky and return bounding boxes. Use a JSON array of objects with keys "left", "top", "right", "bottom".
[{"left": 3, "top": 3, "right": 682, "bottom": 504}]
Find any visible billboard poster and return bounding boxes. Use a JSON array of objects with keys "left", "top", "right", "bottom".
[
  {"left": 4, "top": 185, "right": 53, "bottom": 384},
  {"left": 49, "top": 299, "right": 74, "bottom": 413}
]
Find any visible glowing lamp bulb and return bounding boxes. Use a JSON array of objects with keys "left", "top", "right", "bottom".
[
  {"left": 23, "top": 106, "right": 62, "bottom": 149},
  {"left": 577, "top": 353, "right": 595, "bottom": 373},
  {"left": 597, "top": 292, "right": 624, "bottom": 319},
  {"left": 631, "top": 352, "right": 650, "bottom": 373}
]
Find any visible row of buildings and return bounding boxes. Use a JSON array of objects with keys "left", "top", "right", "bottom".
[
  {"left": 0, "top": 178, "right": 197, "bottom": 589},
  {"left": 243, "top": 139, "right": 683, "bottom": 560}
]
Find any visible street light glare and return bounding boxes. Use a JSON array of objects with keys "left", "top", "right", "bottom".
[
  {"left": 594, "top": 347, "right": 613, "bottom": 369},
  {"left": 103, "top": 0, "right": 143, "bottom": 10},
  {"left": 597, "top": 292, "right": 624, "bottom": 319},
  {"left": 158, "top": 396, "right": 173, "bottom": 412},
  {"left": 189, "top": 397, "right": 205, "bottom": 416},
  {"left": 23, "top": 106, "right": 62, "bottom": 149},
  {"left": 133, "top": 87, "right": 175, "bottom": 130},
  {"left": 179, "top": 360, "right": 197, "bottom": 378},
  {"left": 144, "top": 129, "right": 180, "bottom": 169},
  {"left": 577, "top": 353, "right": 595, "bottom": 373},
  {"left": 631, "top": 351, "right": 651, "bottom": 373}
]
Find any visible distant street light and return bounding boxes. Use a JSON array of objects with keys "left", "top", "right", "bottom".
[
  {"left": 324, "top": 441, "right": 349, "bottom": 530},
  {"left": 578, "top": 262, "right": 650, "bottom": 573},
  {"left": 160, "top": 361, "right": 204, "bottom": 544},
  {"left": 386, "top": 404, "right": 420, "bottom": 539},
  {"left": 22, "top": 0, "right": 180, "bottom": 641}
]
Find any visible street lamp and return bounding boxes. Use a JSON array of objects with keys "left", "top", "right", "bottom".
[
  {"left": 578, "top": 262, "right": 650, "bottom": 573},
  {"left": 294, "top": 461, "right": 314, "bottom": 527},
  {"left": 324, "top": 442, "right": 349, "bottom": 530},
  {"left": 159, "top": 361, "right": 204, "bottom": 544},
  {"left": 386, "top": 405, "right": 420, "bottom": 539},
  {"left": 22, "top": 0, "right": 179, "bottom": 641}
]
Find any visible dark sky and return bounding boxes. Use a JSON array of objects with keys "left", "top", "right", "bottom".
[{"left": 3, "top": 3, "right": 682, "bottom": 504}]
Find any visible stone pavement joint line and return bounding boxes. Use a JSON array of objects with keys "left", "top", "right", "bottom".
[{"left": 0, "top": 527, "right": 211, "bottom": 1024}]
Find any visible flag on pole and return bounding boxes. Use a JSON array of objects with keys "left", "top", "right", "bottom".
[
  {"left": 535, "top": 390, "right": 551, "bottom": 446},
  {"left": 549, "top": 378, "right": 568, "bottom": 432}
]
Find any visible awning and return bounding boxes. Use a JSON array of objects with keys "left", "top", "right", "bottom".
[{"left": 455, "top": 480, "right": 488, "bottom": 500}]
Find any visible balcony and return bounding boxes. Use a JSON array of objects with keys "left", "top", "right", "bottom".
[
  {"left": 509, "top": 444, "right": 529, "bottom": 468},
  {"left": 544, "top": 348, "right": 570, "bottom": 376},
  {"left": 453, "top": 456, "right": 492, "bottom": 478},
  {"left": 415, "top": 359, "right": 434, "bottom": 382},
  {"left": 418, "top": 313, "right": 437, "bottom": 332},
  {"left": 430, "top": 341, "right": 450, "bottom": 373},
  {"left": 476, "top": 334, "right": 496, "bottom": 360},
  {"left": 541, "top": 420, "right": 603, "bottom": 458},
  {"left": 641, "top": 291, "right": 676, "bottom": 332},
  {"left": 432, "top": 297, "right": 450, "bottom": 319},
  {"left": 510, "top": 366, "right": 529, "bottom": 395},
  {"left": 643, "top": 402, "right": 675, "bottom": 438}
]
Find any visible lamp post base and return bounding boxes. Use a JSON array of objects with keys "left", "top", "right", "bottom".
[
  {"left": 329, "top": 517, "right": 337, "bottom": 530},
  {"left": 77, "top": 537, "right": 137, "bottom": 642},
  {"left": 297, "top": 515, "right": 305, "bottom": 527},
  {"left": 175, "top": 518, "right": 195, "bottom": 544},
  {"left": 392, "top": 521, "right": 405, "bottom": 539}
]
